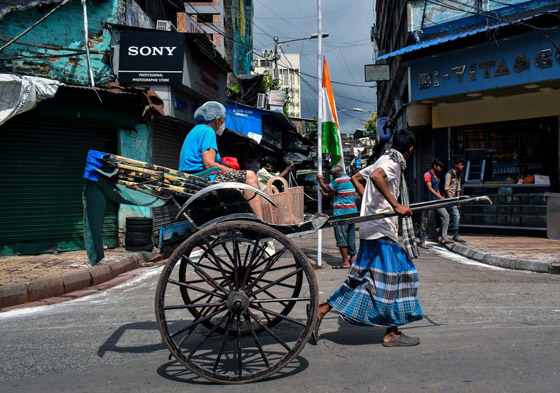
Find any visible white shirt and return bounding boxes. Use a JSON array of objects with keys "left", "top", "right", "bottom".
[{"left": 358, "top": 155, "right": 402, "bottom": 242}]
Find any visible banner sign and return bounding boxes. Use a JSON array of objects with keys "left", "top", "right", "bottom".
[
  {"left": 225, "top": 103, "right": 263, "bottom": 143},
  {"left": 119, "top": 31, "right": 184, "bottom": 84},
  {"left": 376, "top": 116, "right": 390, "bottom": 141}
]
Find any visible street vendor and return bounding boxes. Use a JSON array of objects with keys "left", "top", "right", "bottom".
[
  {"left": 179, "top": 101, "right": 262, "bottom": 218},
  {"left": 312, "top": 129, "right": 423, "bottom": 347}
]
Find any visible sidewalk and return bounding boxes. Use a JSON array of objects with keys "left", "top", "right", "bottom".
[
  {"left": 442, "top": 235, "right": 560, "bottom": 274},
  {"left": 0, "top": 248, "right": 160, "bottom": 311},
  {"left": 1, "top": 232, "right": 559, "bottom": 312}
]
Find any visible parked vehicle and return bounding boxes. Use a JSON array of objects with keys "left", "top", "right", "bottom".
[{"left": 294, "top": 169, "right": 333, "bottom": 215}]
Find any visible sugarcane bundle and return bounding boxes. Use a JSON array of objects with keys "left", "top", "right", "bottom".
[{"left": 84, "top": 150, "right": 211, "bottom": 199}]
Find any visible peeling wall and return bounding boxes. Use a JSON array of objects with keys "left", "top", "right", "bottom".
[{"left": 0, "top": 0, "right": 120, "bottom": 85}]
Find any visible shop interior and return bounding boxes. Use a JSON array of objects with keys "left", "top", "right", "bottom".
[{"left": 451, "top": 117, "right": 559, "bottom": 230}]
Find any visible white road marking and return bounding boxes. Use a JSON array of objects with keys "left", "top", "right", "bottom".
[{"left": 425, "top": 242, "right": 535, "bottom": 274}]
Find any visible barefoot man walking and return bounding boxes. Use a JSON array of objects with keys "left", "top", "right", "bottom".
[{"left": 314, "top": 129, "right": 423, "bottom": 347}]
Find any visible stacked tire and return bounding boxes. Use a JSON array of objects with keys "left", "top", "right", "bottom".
[{"left": 125, "top": 217, "right": 154, "bottom": 252}]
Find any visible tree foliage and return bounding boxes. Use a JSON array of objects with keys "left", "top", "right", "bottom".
[{"left": 364, "top": 112, "right": 377, "bottom": 137}]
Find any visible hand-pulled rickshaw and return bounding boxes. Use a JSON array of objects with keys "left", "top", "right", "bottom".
[{"left": 84, "top": 151, "right": 491, "bottom": 384}]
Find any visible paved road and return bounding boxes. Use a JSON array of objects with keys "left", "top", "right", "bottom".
[{"left": 1, "top": 235, "right": 559, "bottom": 393}]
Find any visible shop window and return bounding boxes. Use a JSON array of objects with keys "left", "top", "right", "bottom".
[{"left": 196, "top": 13, "right": 215, "bottom": 24}]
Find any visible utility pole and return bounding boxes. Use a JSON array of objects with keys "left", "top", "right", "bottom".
[{"left": 273, "top": 36, "right": 280, "bottom": 89}]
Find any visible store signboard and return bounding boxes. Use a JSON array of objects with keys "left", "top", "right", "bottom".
[
  {"left": 184, "top": 42, "right": 226, "bottom": 102},
  {"left": 225, "top": 104, "right": 263, "bottom": 143},
  {"left": 364, "top": 64, "right": 390, "bottom": 81},
  {"left": 119, "top": 31, "right": 184, "bottom": 84},
  {"left": 409, "top": 31, "right": 560, "bottom": 102}
]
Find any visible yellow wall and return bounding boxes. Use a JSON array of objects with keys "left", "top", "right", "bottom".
[{"left": 433, "top": 90, "right": 560, "bottom": 128}]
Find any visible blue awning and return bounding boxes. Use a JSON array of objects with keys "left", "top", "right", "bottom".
[{"left": 375, "top": 10, "right": 558, "bottom": 61}]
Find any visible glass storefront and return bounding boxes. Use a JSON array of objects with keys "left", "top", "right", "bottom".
[{"left": 451, "top": 117, "right": 558, "bottom": 230}]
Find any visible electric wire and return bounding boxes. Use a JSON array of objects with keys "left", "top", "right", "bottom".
[
  {"left": 424, "top": 0, "right": 560, "bottom": 51},
  {"left": 487, "top": 0, "right": 560, "bottom": 21},
  {"left": 256, "top": 0, "right": 367, "bottom": 20}
]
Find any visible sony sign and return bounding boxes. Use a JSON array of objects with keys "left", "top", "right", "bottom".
[
  {"left": 127, "top": 46, "right": 178, "bottom": 56},
  {"left": 119, "top": 31, "right": 184, "bottom": 84}
]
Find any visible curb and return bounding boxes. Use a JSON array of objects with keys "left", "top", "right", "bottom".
[
  {"left": 444, "top": 243, "right": 558, "bottom": 274},
  {"left": 0, "top": 250, "right": 159, "bottom": 309}
]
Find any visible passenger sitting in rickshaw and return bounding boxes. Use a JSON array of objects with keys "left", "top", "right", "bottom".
[{"left": 179, "top": 101, "right": 262, "bottom": 218}]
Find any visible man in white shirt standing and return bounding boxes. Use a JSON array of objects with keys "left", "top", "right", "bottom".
[{"left": 312, "top": 129, "right": 423, "bottom": 347}]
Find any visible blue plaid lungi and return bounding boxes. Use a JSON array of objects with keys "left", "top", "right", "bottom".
[{"left": 327, "top": 238, "right": 423, "bottom": 327}]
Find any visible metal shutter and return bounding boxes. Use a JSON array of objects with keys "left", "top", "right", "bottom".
[
  {"left": 415, "top": 129, "right": 434, "bottom": 203},
  {"left": 0, "top": 119, "right": 118, "bottom": 256},
  {"left": 152, "top": 117, "right": 192, "bottom": 229}
]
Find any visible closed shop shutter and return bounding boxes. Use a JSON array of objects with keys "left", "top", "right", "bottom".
[
  {"left": 0, "top": 119, "right": 118, "bottom": 256},
  {"left": 415, "top": 130, "right": 434, "bottom": 202},
  {"left": 152, "top": 117, "right": 191, "bottom": 229}
]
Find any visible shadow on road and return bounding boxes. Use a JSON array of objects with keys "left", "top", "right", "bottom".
[
  {"left": 156, "top": 355, "right": 310, "bottom": 385},
  {"left": 97, "top": 321, "right": 165, "bottom": 358},
  {"left": 318, "top": 315, "right": 441, "bottom": 345},
  {"left": 299, "top": 247, "right": 340, "bottom": 267}
]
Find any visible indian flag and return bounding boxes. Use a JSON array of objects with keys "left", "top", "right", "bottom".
[{"left": 321, "top": 58, "right": 343, "bottom": 166}]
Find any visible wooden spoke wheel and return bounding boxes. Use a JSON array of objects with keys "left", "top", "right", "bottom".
[{"left": 155, "top": 220, "right": 318, "bottom": 384}]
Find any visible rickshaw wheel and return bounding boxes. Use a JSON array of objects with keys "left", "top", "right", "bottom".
[
  {"left": 155, "top": 220, "right": 318, "bottom": 384},
  {"left": 177, "top": 237, "right": 303, "bottom": 335}
]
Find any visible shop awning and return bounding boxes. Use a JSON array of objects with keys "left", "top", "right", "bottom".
[{"left": 375, "top": 9, "right": 559, "bottom": 61}]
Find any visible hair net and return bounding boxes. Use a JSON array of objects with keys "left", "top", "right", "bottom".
[{"left": 194, "top": 101, "right": 226, "bottom": 123}]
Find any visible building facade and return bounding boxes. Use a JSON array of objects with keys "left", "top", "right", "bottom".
[
  {"left": 0, "top": 0, "right": 186, "bottom": 255},
  {"left": 254, "top": 51, "right": 302, "bottom": 118},
  {"left": 183, "top": 0, "right": 253, "bottom": 75},
  {"left": 374, "top": 0, "right": 560, "bottom": 232}
]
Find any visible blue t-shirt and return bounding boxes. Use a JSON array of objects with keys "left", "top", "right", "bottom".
[
  {"left": 325, "top": 174, "right": 357, "bottom": 215},
  {"left": 178, "top": 124, "right": 221, "bottom": 172}
]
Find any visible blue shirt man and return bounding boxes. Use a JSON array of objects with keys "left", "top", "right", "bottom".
[
  {"left": 317, "top": 165, "right": 357, "bottom": 269},
  {"left": 325, "top": 173, "right": 358, "bottom": 215}
]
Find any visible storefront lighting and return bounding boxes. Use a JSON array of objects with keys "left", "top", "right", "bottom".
[
  {"left": 466, "top": 92, "right": 482, "bottom": 97},
  {"left": 524, "top": 84, "right": 540, "bottom": 89}
]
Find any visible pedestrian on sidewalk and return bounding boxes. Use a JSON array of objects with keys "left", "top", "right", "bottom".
[
  {"left": 313, "top": 129, "right": 423, "bottom": 347},
  {"left": 419, "top": 158, "right": 453, "bottom": 247},
  {"left": 445, "top": 159, "right": 466, "bottom": 243},
  {"left": 317, "top": 165, "right": 358, "bottom": 269}
]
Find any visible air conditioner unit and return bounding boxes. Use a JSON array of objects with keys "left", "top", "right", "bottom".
[
  {"left": 256, "top": 93, "right": 267, "bottom": 109},
  {"left": 156, "top": 20, "right": 176, "bottom": 31}
]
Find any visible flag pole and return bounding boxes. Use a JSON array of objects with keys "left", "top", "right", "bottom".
[
  {"left": 337, "top": 120, "right": 345, "bottom": 172},
  {"left": 316, "top": 0, "right": 323, "bottom": 267}
]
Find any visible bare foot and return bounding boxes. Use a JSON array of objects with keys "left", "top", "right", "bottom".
[{"left": 317, "top": 302, "right": 332, "bottom": 321}]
